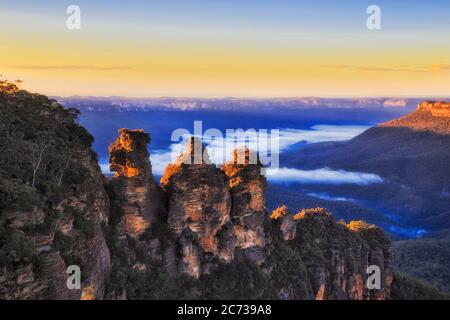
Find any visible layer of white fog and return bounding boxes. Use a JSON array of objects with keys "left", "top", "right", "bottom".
[{"left": 101, "top": 125, "right": 383, "bottom": 186}]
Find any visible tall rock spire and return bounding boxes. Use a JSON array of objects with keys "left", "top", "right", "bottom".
[
  {"left": 109, "top": 128, "right": 164, "bottom": 238},
  {"left": 161, "top": 137, "right": 231, "bottom": 278},
  {"left": 221, "top": 147, "right": 267, "bottom": 264}
]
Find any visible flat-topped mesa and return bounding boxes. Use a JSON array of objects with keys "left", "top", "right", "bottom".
[
  {"left": 417, "top": 101, "right": 450, "bottom": 117},
  {"left": 220, "top": 148, "right": 267, "bottom": 264},
  {"left": 162, "top": 137, "right": 231, "bottom": 278},
  {"left": 380, "top": 100, "right": 450, "bottom": 135},
  {"left": 108, "top": 129, "right": 164, "bottom": 239}
]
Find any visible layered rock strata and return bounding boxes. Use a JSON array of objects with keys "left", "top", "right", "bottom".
[
  {"left": 0, "top": 131, "right": 111, "bottom": 300},
  {"left": 221, "top": 148, "right": 267, "bottom": 264},
  {"left": 161, "top": 138, "right": 232, "bottom": 278},
  {"left": 271, "top": 207, "right": 394, "bottom": 300},
  {"left": 109, "top": 129, "right": 165, "bottom": 239}
]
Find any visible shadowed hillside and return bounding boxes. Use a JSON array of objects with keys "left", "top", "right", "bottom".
[{"left": 283, "top": 101, "right": 450, "bottom": 233}]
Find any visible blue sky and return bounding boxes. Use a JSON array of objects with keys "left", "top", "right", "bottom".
[
  {"left": 4, "top": 0, "right": 450, "bottom": 31},
  {"left": 1, "top": 1, "right": 449, "bottom": 97}
]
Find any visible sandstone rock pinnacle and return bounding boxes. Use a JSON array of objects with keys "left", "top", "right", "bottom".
[{"left": 109, "top": 128, "right": 164, "bottom": 238}]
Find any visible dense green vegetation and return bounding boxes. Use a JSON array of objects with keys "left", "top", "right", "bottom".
[
  {"left": 0, "top": 80, "right": 96, "bottom": 271},
  {"left": 266, "top": 184, "right": 396, "bottom": 230},
  {"left": 0, "top": 81, "right": 93, "bottom": 210},
  {"left": 282, "top": 125, "right": 450, "bottom": 234},
  {"left": 390, "top": 272, "right": 449, "bottom": 300},
  {"left": 394, "top": 238, "right": 450, "bottom": 294}
]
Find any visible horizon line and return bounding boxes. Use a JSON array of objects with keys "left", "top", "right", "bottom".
[{"left": 50, "top": 94, "right": 450, "bottom": 101}]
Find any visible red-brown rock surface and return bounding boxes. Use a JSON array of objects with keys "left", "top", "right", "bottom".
[
  {"left": 159, "top": 141, "right": 272, "bottom": 278},
  {"left": 161, "top": 138, "right": 232, "bottom": 278},
  {"left": 381, "top": 100, "right": 450, "bottom": 135},
  {"left": 109, "top": 129, "right": 165, "bottom": 238},
  {"left": 418, "top": 101, "right": 450, "bottom": 117},
  {"left": 221, "top": 148, "right": 267, "bottom": 264}
]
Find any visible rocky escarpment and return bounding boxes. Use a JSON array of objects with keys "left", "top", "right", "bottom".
[
  {"left": 158, "top": 140, "right": 269, "bottom": 279},
  {"left": 0, "top": 84, "right": 438, "bottom": 300},
  {"left": 270, "top": 207, "right": 393, "bottom": 300},
  {"left": 418, "top": 101, "right": 450, "bottom": 117},
  {"left": 108, "top": 131, "right": 394, "bottom": 299},
  {"left": 282, "top": 100, "right": 450, "bottom": 238},
  {"left": 0, "top": 81, "right": 110, "bottom": 300},
  {"left": 381, "top": 100, "right": 450, "bottom": 135},
  {"left": 105, "top": 129, "right": 167, "bottom": 299}
]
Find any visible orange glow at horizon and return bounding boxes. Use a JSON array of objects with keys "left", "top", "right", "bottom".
[{"left": 1, "top": 7, "right": 449, "bottom": 98}]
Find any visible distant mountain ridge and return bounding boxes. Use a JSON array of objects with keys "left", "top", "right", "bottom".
[
  {"left": 53, "top": 96, "right": 442, "bottom": 112},
  {"left": 280, "top": 101, "right": 450, "bottom": 295},
  {"left": 283, "top": 100, "right": 450, "bottom": 233}
]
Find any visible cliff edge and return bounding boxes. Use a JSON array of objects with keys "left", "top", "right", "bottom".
[
  {"left": 0, "top": 81, "right": 110, "bottom": 300},
  {"left": 2, "top": 83, "right": 440, "bottom": 300}
]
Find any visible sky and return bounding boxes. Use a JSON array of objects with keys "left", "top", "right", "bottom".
[{"left": 1, "top": 0, "right": 450, "bottom": 98}]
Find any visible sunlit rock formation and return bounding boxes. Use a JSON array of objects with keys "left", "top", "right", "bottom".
[
  {"left": 417, "top": 101, "right": 450, "bottom": 117},
  {"left": 270, "top": 206, "right": 394, "bottom": 300},
  {"left": 109, "top": 129, "right": 165, "bottom": 238},
  {"left": 0, "top": 85, "right": 434, "bottom": 300},
  {"left": 221, "top": 148, "right": 267, "bottom": 264},
  {"left": 381, "top": 100, "right": 450, "bottom": 134},
  {"left": 161, "top": 137, "right": 232, "bottom": 278},
  {"left": 271, "top": 205, "right": 296, "bottom": 241}
]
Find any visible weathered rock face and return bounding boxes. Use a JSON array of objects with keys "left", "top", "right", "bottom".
[
  {"left": 106, "top": 129, "right": 169, "bottom": 299},
  {"left": 270, "top": 207, "right": 394, "bottom": 300},
  {"left": 417, "top": 101, "right": 450, "bottom": 118},
  {"left": 271, "top": 206, "right": 296, "bottom": 241},
  {"left": 158, "top": 141, "right": 272, "bottom": 278},
  {"left": 0, "top": 140, "right": 111, "bottom": 300},
  {"left": 109, "top": 129, "right": 165, "bottom": 239},
  {"left": 221, "top": 148, "right": 267, "bottom": 264},
  {"left": 76, "top": 147, "right": 112, "bottom": 300},
  {"left": 0, "top": 85, "right": 112, "bottom": 300},
  {"left": 146, "top": 139, "right": 394, "bottom": 301},
  {"left": 161, "top": 138, "right": 231, "bottom": 278}
]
